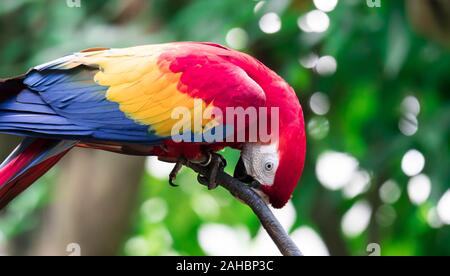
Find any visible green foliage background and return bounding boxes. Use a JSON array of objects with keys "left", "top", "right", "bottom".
[{"left": 0, "top": 0, "right": 449, "bottom": 256}]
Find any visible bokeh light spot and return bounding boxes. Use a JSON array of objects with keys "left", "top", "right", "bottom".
[
  {"left": 401, "top": 96, "right": 421, "bottom": 116},
  {"left": 341, "top": 200, "right": 372, "bottom": 238},
  {"left": 399, "top": 113, "right": 418, "bottom": 136},
  {"left": 376, "top": 204, "right": 397, "bottom": 227},
  {"left": 379, "top": 180, "right": 401, "bottom": 204},
  {"left": 316, "top": 151, "right": 359, "bottom": 190},
  {"left": 253, "top": 1, "right": 265, "bottom": 13},
  {"left": 141, "top": 198, "right": 168, "bottom": 223},
  {"left": 191, "top": 193, "right": 220, "bottom": 220},
  {"left": 427, "top": 207, "right": 443, "bottom": 228},
  {"left": 291, "top": 226, "right": 330, "bottom": 256},
  {"left": 308, "top": 117, "right": 330, "bottom": 140},
  {"left": 305, "top": 10, "right": 330, "bottom": 33},
  {"left": 297, "top": 10, "right": 330, "bottom": 33},
  {"left": 437, "top": 190, "right": 450, "bottom": 225},
  {"left": 124, "top": 236, "right": 150, "bottom": 256},
  {"left": 309, "top": 92, "right": 330, "bottom": 115},
  {"left": 259, "top": 12, "right": 281, "bottom": 34},
  {"left": 343, "top": 170, "right": 371, "bottom": 199},
  {"left": 313, "top": 0, "right": 338, "bottom": 12},
  {"left": 401, "top": 149, "right": 425, "bottom": 176},
  {"left": 297, "top": 16, "right": 312, "bottom": 33},
  {"left": 407, "top": 174, "right": 431, "bottom": 205},
  {"left": 225, "top": 27, "right": 249, "bottom": 50},
  {"left": 315, "top": 55, "right": 337, "bottom": 76},
  {"left": 299, "top": 53, "right": 319, "bottom": 68},
  {"left": 199, "top": 224, "right": 250, "bottom": 256}
]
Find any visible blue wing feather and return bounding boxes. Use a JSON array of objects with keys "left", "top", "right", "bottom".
[{"left": 0, "top": 63, "right": 166, "bottom": 143}]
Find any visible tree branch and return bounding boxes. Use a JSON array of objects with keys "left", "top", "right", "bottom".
[{"left": 184, "top": 161, "right": 303, "bottom": 256}]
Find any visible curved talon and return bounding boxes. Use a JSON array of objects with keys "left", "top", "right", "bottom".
[
  {"left": 168, "top": 158, "right": 185, "bottom": 187},
  {"left": 200, "top": 152, "right": 213, "bottom": 166},
  {"left": 197, "top": 175, "right": 209, "bottom": 186},
  {"left": 199, "top": 151, "right": 227, "bottom": 190},
  {"left": 169, "top": 179, "right": 179, "bottom": 187},
  {"left": 169, "top": 152, "right": 227, "bottom": 190}
]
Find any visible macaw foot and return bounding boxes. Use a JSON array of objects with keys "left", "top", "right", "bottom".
[
  {"left": 163, "top": 152, "right": 226, "bottom": 189},
  {"left": 197, "top": 152, "right": 227, "bottom": 190},
  {"left": 168, "top": 157, "right": 186, "bottom": 187}
]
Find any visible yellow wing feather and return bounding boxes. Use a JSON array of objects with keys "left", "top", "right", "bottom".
[{"left": 74, "top": 45, "right": 214, "bottom": 137}]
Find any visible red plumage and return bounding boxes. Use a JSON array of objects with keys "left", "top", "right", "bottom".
[{"left": 0, "top": 42, "right": 306, "bottom": 209}]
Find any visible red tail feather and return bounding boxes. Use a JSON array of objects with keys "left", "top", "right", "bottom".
[{"left": 0, "top": 138, "right": 73, "bottom": 209}]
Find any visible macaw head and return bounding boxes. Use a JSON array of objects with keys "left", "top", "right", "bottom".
[
  {"left": 227, "top": 51, "right": 306, "bottom": 208},
  {"left": 234, "top": 113, "right": 306, "bottom": 208}
]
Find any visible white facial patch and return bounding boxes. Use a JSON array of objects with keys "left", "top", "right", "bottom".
[{"left": 241, "top": 143, "right": 279, "bottom": 186}]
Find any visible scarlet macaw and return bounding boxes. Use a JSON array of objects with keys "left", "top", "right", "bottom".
[{"left": 0, "top": 42, "right": 306, "bottom": 209}]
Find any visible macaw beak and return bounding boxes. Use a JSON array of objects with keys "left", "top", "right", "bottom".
[
  {"left": 234, "top": 156, "right": 270, "bottom": 204},
  {"left": 234, "top": 156, "right": 250, "bottom": 181},
  {"left": 233, "top": 157, "right": 261, "bottom": 189}
]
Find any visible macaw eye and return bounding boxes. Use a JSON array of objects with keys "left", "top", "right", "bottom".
[{"left": 264, "top": 161, "right": 274, "bottom": 172}]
